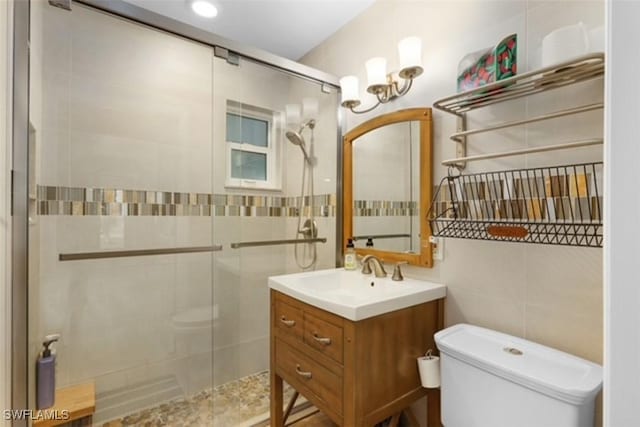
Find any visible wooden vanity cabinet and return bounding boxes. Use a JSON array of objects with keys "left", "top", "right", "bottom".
[{"left": 270, "top": 290, "right": 444, "bottom": 427}]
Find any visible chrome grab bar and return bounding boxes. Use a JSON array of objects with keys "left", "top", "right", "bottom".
[
  {"left": 441, "top": 139, "right": 603, "bottom": 167},
  {"left": 230, "top": 237, "right": 326, "bottom": 249},
  {"left": 450, "top": 103, "right": 604, "bottom": 142},
  {"left": 59, "top": 245, "right": 223, "bottom": 261},
  {"left": 352, "top": 234, "right": 410, "bottom": 241}
]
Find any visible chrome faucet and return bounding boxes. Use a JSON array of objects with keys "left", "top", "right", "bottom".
[{"left": 361, "top": 255, "right": 387, "bottom": 278}]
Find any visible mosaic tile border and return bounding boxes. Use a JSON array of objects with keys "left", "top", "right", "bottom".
[
  {"left": 37, "top": 185, "right": 420, "bottom": 218},
  {"left": 37, "top": 185, "right": 336, "bottom": 217},
  {"left": 353, "top": 200, "right": 418, "bottom": 217}
]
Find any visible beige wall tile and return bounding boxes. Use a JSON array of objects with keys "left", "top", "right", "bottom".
[
  {"left": 441, "top": 239, "right": 527, "bottom": 302},
  {"left": 525, "top": 304, "right": 603, "bottom": 364},
  {"left": 445, "top": 287, "right": 526, "bottom": 338},
  {"left": 303, "top": 5, "right": 604, "bottom": 424},
  {"left": 525, "top": 245, "right": 602, "bottom": 314}
]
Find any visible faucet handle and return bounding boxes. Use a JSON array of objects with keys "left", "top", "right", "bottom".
[
  {"left": 361, "top": 259, "right": 372, "bottom": 274},
  {"left": 392, "top": 261, "right": 408, "bottom": 281}
]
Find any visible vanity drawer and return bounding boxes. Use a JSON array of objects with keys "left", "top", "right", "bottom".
[
  {"left": 303, "top": 312, "right": 344, "bottom": 364},
  {"left": 274, "top": 300, "right": 304, "bottom": 341},
  {"left": 275, "top": 338, "right": 343, "bottom": 415}
]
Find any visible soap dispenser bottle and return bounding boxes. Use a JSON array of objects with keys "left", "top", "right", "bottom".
[
  {"left": 344, "top": 238, "right": 357, "bottom": 270},
  {"left": 37, "top": 334, "right": 60, "bottom": 409}
]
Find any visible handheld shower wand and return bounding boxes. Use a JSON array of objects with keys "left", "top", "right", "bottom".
[
  {"left": 285, "top": 130, "right": 311, "bottom": 164},
  {"left": 285, "top": 119, "right": 315, "bottom": 165},
  {"left": 286, "top": 119, "right": 317, "bottom": 270}
]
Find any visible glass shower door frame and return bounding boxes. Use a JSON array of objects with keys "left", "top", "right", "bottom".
[
  {"left": 12, "top": 0, "right": 31, "bottom": 425},
  {"left": 10, "top": 1, "right": 343, "bottom": 424}
]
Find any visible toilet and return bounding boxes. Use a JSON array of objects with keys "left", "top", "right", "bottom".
[{"left": 434, "top": 324, "right": 603, "bottom": 427}]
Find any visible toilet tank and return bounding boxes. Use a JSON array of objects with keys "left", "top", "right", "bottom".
[{"left": 435, "top": 324, "right": 602, "bottom": 427}]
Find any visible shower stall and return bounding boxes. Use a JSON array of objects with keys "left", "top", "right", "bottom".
[{"left": 16, "top": 1, "right": 341, "bottom": 425}]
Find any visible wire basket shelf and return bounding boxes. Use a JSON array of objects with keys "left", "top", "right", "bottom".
[{"left": 429, "top": 162, "right": 603, "bottom": 247}]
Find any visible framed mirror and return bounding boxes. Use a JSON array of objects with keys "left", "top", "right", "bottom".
[{"left": 343, "top": 108, "right": 433, "bottom": 267}]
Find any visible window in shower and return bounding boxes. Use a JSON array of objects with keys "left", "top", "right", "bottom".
[{"left": 225, "top": 100, "right": 282, "bottom": 190}]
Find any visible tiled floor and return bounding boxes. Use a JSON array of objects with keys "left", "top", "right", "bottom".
[
  {"left": 102, "top": 371, "right": 298, "bottom": 427},
  {"left": 101, "top": 388, "right": 212, "bottom": 427},
  {"left": 212, "top": 371, "right": 296, "bottom": 426}
]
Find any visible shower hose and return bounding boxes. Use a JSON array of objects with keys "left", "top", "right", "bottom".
[{"left": 295, "top": 129, "right": 317, "bottom": 270}]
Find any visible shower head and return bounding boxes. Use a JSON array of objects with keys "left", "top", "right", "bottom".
[
  {"left": 286, "top": 130, "right": 311, "bottom": 164},
  {"left": 286, "top": 129, "right": 305, "bottom": 147}
]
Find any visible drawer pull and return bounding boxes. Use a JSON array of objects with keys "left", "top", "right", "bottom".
[
  {"left": 312, "top": 332, "right": 332, "bottom": 346},
  {"left": 280, "top": 316, "right": 296, "bottom": 327},
  {"left": 295, "top": 364, "right": 312, "bottom": 379}
]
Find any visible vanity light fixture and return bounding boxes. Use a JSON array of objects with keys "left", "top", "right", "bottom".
[
  {"left": 285, "top": 97, "right": 318, "bottom": 127},
  {"left": 340, "top": 36, "right": 423, "bottom": 114},
  {"left": 191, "top": 0, "right": 218, "bottom": 18}
]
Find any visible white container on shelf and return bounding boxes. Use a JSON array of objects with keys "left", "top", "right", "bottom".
[{"left": 542, "top": 22, "right": 590, "bottom": 67}]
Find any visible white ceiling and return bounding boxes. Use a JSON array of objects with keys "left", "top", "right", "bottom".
[{"left": 121, "top": 0, "right": 375, "bottom": 60}]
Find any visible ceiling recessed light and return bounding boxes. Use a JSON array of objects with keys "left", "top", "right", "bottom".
[{"left": 191, "top": 0, "right": 217, "bottom": 18}]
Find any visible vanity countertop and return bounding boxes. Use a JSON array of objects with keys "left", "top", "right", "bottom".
[{"left": 268, "top": 267, "right": 446, "bottom": 321}]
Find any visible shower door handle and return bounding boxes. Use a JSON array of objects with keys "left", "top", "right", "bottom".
[{"left": 59, "top": 244, "right": 224, "bottom": 261}]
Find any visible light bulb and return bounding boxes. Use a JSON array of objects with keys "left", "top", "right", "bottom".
[
  {"left": 365, "top": 57, "right": 388, "bottom": 93},
  {"left": 398, "top": 36, "right": 423, "bottom": 79},
  {"left": 339, "top": 76, "right": 360, "bottom": 107},
  {"left": 285, "top": 104, "right": 301, "bottom": 127},
  {"left": 302, "top": 97, "right": 319, "bottom": 121}
]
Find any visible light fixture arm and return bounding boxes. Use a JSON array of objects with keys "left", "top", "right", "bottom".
[
  {"left": 347, "top": 100, "right": 383, "bottom": 115},
  {"left": 345, "top": 75, "right": 416, "bottom": 114},
  {"left": 394, "top": 77, "right": 413, "bottom": 97}
]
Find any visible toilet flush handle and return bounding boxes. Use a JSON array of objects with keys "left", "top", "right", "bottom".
[{"left": 503, "top": 347, "right": 523, "bottom": 356}]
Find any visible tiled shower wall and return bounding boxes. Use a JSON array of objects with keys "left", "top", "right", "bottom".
[
  {"left": 28, "top": 0, "right": 338, "bottom": 413},
  {"left": 302, "top": 0, "right": 604, "bottom": 424}
]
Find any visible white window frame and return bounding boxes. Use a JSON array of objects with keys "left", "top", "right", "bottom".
[{"left": 225, "top": 101, "right": 282, "bottom": 191}]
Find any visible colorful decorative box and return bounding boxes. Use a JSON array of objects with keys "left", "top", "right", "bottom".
[{"left": 457, "top": 34, "right": 517, "bottom": 92}]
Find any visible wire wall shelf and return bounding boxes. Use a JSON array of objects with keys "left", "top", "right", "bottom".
[
  {"left": 429, "top": 162, "right": 603, "bottom": 247},
  {"left": 433, "top": 53, "right": 605, "bottom": 116}
]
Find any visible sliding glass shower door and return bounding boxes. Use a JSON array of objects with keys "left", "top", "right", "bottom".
[
  {"left": 210, "top": 52, "right": 339, "bottom": 425},
  {"left": 28, "top": 2, "right": 216, "bottom": 424},
  {"left": 27, "top": 1, "right": 338, "bottom": 426}
]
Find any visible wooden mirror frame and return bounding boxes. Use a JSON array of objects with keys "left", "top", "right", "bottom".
[{"left": 343, "top": 108, "right": 433, "bottom": 267}]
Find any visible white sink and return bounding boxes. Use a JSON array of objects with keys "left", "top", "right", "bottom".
[{"left": 268, "top": 268, "right": 446, "bottom": 321}]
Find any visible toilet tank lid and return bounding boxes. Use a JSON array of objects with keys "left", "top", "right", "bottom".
[{"left": 435, "top": 324, "right": 603, "bottom": 405}]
